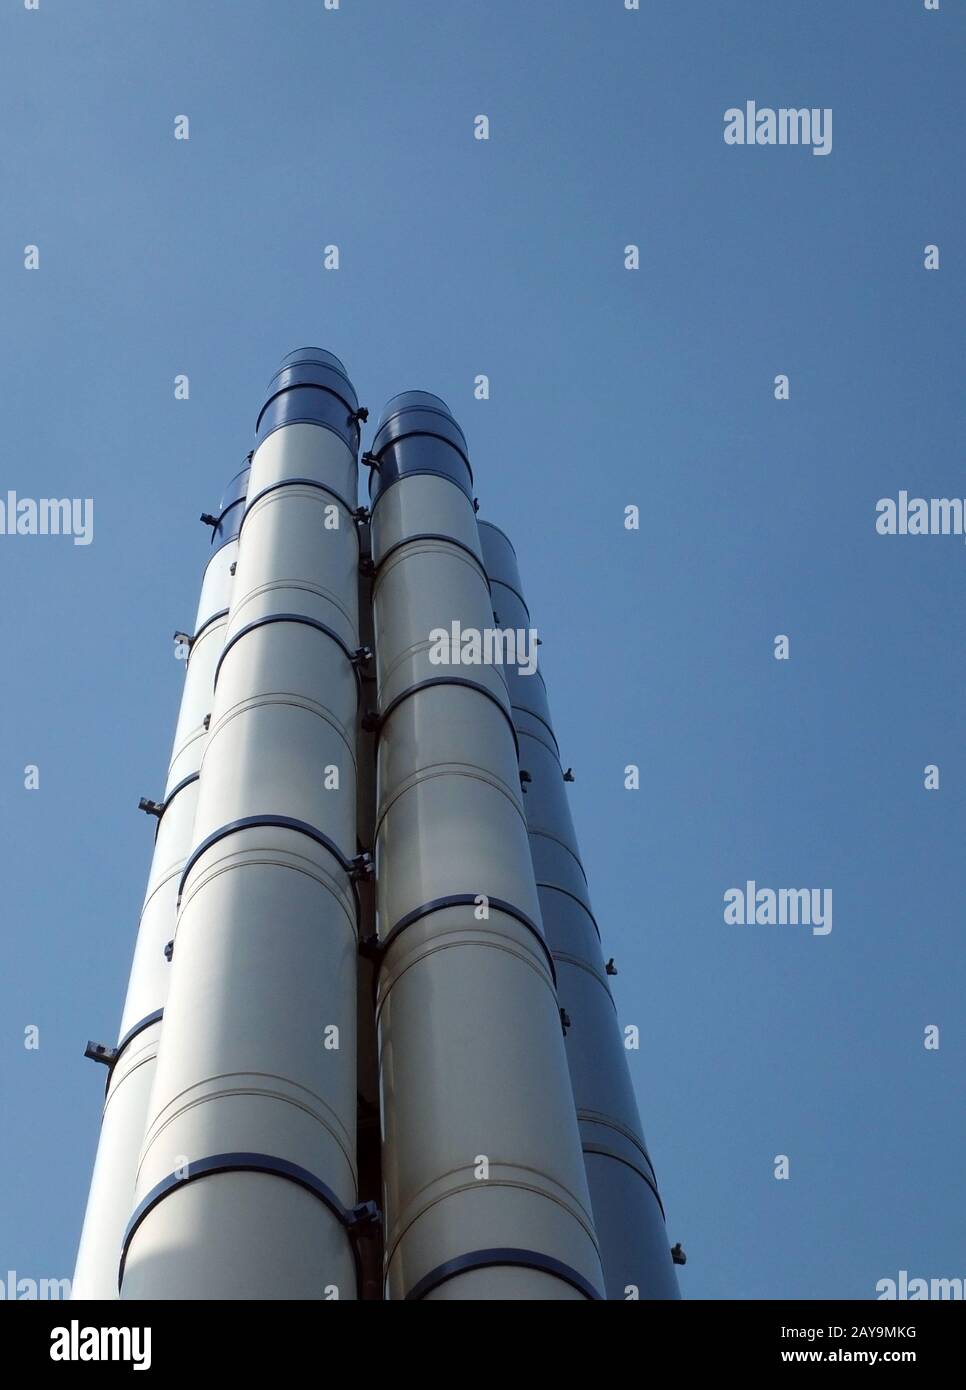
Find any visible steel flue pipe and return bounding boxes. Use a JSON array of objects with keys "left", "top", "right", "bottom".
[
  {"left": 120, "top": 350, "right": 366, "bottom": 1300},
  {"left": 72, "top": 464, "right": 248, "bottom": 1299},
  {"left": 478, "top": 520, "right": 681, "bottom": 1301},
  {"left": 369, "top": 394, "right": 604, "bottom": 1301}
]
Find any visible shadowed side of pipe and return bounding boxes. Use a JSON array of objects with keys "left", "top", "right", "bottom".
[
  {"left": 119, "top": 350, "right": 366, "bottom": 1299},
  {"left": 354, "top": 508, "right": 384, "bottom": 1299},
  {"left": 478, "top": 519, "right": 682, "bottom": 1301},
  {"left": 369, "top": 394, "right": 605, "bottom": 1301}
]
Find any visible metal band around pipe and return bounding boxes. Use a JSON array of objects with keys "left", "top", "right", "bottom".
[
  {"left": 118, "top": 1152, "right": 359, "bottom": 1290},
  {"left": 527, "top": 828, "right": 590, "bottom": 885},
  {"left": 509, "top": 705, "right": 560, "bottom": 757},
  {"left": 378, "top": 893, "right": 556, "bottom": 986},
  {"left": 580, "top": 1146, "right": 666, "bottom": 1216},
  {"left": 488, "top": 574, "right": 531, "bottom": 618},
  {"left": 403, "top": 1248, "right": 603, "bottom": 1302},
  {"left": 191, "top": 607, "right": 230, "bottom": 645},
  {"left": 240, "top": 476, "right": 358, "bottom": 535},
  {"left": 178, "top": 814, "right": 361, "bottom": 899},
  {"left": 368, "top": 467, "right": 474, "bottom": 516},
  {"left": 100, "top": 1009, "right": 165, "bottom": 1091},
  {"left": 153, "top": 773, "right": 200, "bottom": 832},
  {"left": 535, "top": 882, "right": 601, "bottom": 940},
  {"left": 372, "top": 532, "right": 486, "bottom": 581},
  {"left": 212, "top": 613, "right": 364, "bottom": 694},
  {"left": 375, "top": 678, "right": 519, "bottom": 757}
]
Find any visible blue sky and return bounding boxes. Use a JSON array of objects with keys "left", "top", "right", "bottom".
[{"left": 1, "top": 0, "right": 963, "bottom": 1300}]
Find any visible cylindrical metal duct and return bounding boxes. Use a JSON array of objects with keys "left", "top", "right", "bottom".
[
  {"left": 369, "top": 394, "right": 605, "bottom": 1301},
  {"left": 72, "top": 463, "right": 249, "bottom": 1299},
  {"left": 119, "top": 349, "right": 368, "bottom": 1300},
  {"left": 478, "top": 520, "right": 681, "bottom": 1301}
]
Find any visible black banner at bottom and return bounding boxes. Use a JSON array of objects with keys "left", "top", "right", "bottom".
[{"left": 1, "top": 1298, "right": 961, "bottom": 1373}]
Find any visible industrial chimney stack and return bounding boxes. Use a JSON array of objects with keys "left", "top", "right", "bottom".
[{"left": 74, "top": 349, "right": 680, "bottom": 1302}]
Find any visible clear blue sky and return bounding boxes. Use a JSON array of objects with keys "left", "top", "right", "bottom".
[{"left": 2, "top": 0, "right": 963, "bottom": 1300}]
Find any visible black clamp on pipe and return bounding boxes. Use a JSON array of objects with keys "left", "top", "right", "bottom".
[
  {"left": 347, "top": 1199, "right": 381, "bottom": 1235},
  {"left": 350, "top": 851, "right": 373, "bottom": 882},
  {"left": 84, "top": 1040, "right": 119, "bottom": 1067}
]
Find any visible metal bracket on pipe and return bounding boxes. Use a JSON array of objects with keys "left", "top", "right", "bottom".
[
  {"left": 346, "top": 1200, "right": 382, "bottom": 1235},
  {"left": 89, "top": 1010, "right": 167, "bottom": 1094},
  {"left": 563, "top": 767, "right": 575, "bottom": 782},
  {"left": 361, "top": 450, "right": 380, "bottom": 473},
  {"left": 349, "top": 851, "right": 373, "bottom": 882},
  {"left": 560, "top": 1008, "right": 572, "bottom": 1036},
  {"left": 352, "top": 505, "right": 371, "bottom": 524},
  {"left": 137, "top": 773, "right": 200, "bottom": 831},
  {"left": 84, "top": 1040, "right": 119, "bottom": 1067},
  {"left": 671, "top": 1243, "right": 687, "bottom": 1266},
  {"left": 358, "top": 933, "right": 382, "bottom": 962},
  {"left": 605, "top": 958, "right": 618, "bottom": 976},
  {"left": 349, "top": 406, "right": 369, "bottom": 425},
  {"left": 163, "top": 940, "right": 174, "bottom": 962},
  {"left": 200, "top": 512, "right": 219, "bottom": 528},
  {"left": 351, "top": 646, "right": 372, "bottom": 668},
  {"left": 361, "top": 709, "right": 381, "bottom": 733}
]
